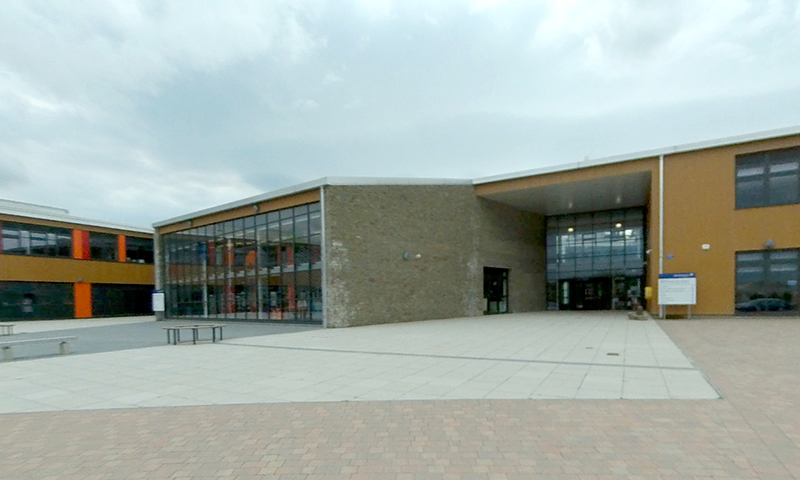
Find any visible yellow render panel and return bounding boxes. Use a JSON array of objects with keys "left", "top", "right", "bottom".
[
  {"left": 475, "top": 157, "right": 659, "bottom": 195},
  {"left": 733, "top": 204, "right": 800, "bottom": 252},
  {"left": 663, "top": 134, "right": 800, "bottom": 315},
  {"left": 0, "top": 256, "right": 154, "bottom": 285}
]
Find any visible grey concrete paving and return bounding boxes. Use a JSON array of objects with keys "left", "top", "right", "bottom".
[
  {"left": 0, "top": 312, "right": 717, "bottom": 414},
  {"left": 3, "top": 316, "right": 318, "bottom": 359}
]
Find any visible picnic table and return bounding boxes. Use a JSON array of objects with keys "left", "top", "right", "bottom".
[{"left": 163, "top": 324, "right": 225, "bottom": 345}]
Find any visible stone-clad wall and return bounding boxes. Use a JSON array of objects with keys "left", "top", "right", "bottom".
[
  {"left": 324, "top": 185, "right": 480, "bottom": 327},
  {"left": 475, "top": 198, "right": 546, "bottom": 313},
  {"left": 323, "top": 184, "right": 546, "bottom": 327}
]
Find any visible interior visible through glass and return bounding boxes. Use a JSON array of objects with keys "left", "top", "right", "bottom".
[
  {"left": 163, "top": 202, "right": 322, "bottom": 324},
  {"left": 546, "top": 208, "right": 646, "bottom": 311}
]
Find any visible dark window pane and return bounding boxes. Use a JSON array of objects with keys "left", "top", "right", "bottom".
[
  {"left": 736, "top": 248, "right": 799, "bottom": 314},
  {"left": 737, "top": 147, "right": 800, "bottom": 209},
  {"left": 126, "top": 237, "right": 154, "bottom": 264},
  {"left": 89, "top": 232, "right": 118, "bottom": 261}
]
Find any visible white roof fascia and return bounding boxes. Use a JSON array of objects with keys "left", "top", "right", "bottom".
[
  {"left": 153, "top": 176, "right": 471, "bottom": 228},
  {"left": 0, "top": 208, "right": 153, "bottom": 235},
  {"left": 0, "top": 199, "right": 69, "bottom": 216},
  {"left": 473, "top": 124, "right": 800, "bottom": 185}
]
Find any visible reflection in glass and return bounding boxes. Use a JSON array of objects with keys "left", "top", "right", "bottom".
[
  {"left": 1, "top": 222, "right": 74, "bottom": 258},
  {"left": 736, "top": 147, "right": 800, "bottom": 209},
  {"left": 735, "top": 249, "right": 799, "bottom": 315},
  {"left": 546, "top": 208, "right": 645, "bottom": 311},
  {"left": 163, "top": 202, "right": 322, "bottom": 324}
]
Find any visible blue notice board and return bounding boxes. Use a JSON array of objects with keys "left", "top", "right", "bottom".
[{"left": 658, "top": 273, "right": 697, "bottom": 305}]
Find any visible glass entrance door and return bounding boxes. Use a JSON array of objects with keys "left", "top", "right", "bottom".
[
  {"left": 611, "top": 277, "right": 642, "bottom": 310},
  {"left": 559, "top": 278, "right": 612, "bottom": 310},
  {"left": 545, "top": 208, "right": 646, "bottom": 311}
]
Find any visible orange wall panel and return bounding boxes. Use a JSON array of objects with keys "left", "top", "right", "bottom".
[
  {"left": 72, "top": 230, "right": 83, "bottom": 259},
  {"left": 118, "top": 235, "right": 127, "bottom": 262},
  {"left": 72, "top": 230, "right": 90, "bottom": 260},
  {"left": 74, "top": 282, "right": 92, "bottom": 318}
]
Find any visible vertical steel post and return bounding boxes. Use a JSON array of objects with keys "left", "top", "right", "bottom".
[
  {"left": 154, "top": 230, "right": 165, "bottom": 322},
  {"left": 320, "top": 185, "right": 328, "bottom": 328},
  {"left": 659, "top": 154, "right": 665, "bottom": 319}
]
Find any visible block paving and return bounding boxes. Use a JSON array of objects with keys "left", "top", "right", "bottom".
[{"left": 1, "top": 316, "right": 799, "bottom": 479}]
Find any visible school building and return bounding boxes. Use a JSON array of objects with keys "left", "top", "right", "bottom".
[
  {"left": 153, "top": 126, "right": 800, "bottom": 327},
  {"left": 0, "top": 200, "right": 154, "bottom": 320}
]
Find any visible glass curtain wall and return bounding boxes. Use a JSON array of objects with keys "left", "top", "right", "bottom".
[
  {"left": 164, "top": 202, "right": 322, "bottom": 324},
  {"left": 546, "top": 208, "right": 646, "bottom": 310}
]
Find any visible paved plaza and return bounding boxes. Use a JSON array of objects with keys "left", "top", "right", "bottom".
[
  {"left": 0, "top": 313, "right": 715, "bottom": 411},
  {"left": 1, "top": 312, "right": 799, "bottom": 479}
]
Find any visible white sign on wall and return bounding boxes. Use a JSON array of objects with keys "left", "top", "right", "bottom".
[
  {"left": 152, "top": 290, "right": 165, "bottom": 312},
  {"left": 658, "top": 273, "right": 697, "bottom": 305}
]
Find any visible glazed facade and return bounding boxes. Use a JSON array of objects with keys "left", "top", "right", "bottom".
[{"left": 163, "top": 202, "right": 323, "bottom": 323}]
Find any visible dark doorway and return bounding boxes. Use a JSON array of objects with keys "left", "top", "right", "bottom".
[
  {"left": 559, "top": 278, "right": 612, "bottom": 310},
  {"left": 484, "top": 267, "right": 509, "bottom": 314},
  {"left": 558, "top": 277, "right": 642, "bottom": 311}
]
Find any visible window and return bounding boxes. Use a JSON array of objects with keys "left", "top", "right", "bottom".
[
  {"left": 545, "top": 208, "right": 645, "bottom": 311},
  {"left": 0, "top": 222, "right": 72, "bottom": 258},
  {"left": 735, "top": 249, "right": 798, "bottom": 314},
  {"left": 90, "top": 232, "right": 118, "bottom": 261},
  {"left": 163, "top": 202, "right": 322, "bottom": 323},
  {"left": 736, "top": 147, "right": 800, "bottom": 209},
  {"left": 126, "top": 236, "right": 154, "bottom": 264}
]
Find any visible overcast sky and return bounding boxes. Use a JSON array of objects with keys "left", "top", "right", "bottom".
[{"left": 1, "top": 0, "right": 799, "bottom": 227}]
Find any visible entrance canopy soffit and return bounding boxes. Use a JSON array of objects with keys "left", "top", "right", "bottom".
[{"left": 477, "top": 171, "right": 652, "bottom": 216}]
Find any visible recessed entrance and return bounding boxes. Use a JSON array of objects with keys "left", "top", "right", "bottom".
[
  {"left": 547, "top": 208, "right": 646, "bottom": 311},
  {"left": 559, "top": 276, "right": 642, "bottom": 311}
]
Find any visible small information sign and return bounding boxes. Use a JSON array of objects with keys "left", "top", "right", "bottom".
[
  {"left": 658, "top": 273, "right": 696, "bottom": 306},
  {"left": 152, "top": 290, "right": 166, "bottom": 312}
]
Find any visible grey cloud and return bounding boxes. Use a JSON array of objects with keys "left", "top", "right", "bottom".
[
  {"left": 0, "top": 160, "right": 28, "bottom": 188},
  {"left": 1, "top": 0, "right": 799, "bottom": 226}
]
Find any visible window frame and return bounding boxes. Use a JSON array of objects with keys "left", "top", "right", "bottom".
[
  {"left": 735, "top": 147, "right": 800, "bottom": 210},
  {"left": 0, "top": 221, "right": 73, "bottom": 259}
]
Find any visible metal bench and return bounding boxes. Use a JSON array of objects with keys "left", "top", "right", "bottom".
[
  {"left": 0, "top": 336, "right": 77, "bottom": 361},
  {"left": 0, "top": 323, "right": 14, "bottom": 336},
  {"left": 163, "top": 324, "right": 225, "bottom": 345}
]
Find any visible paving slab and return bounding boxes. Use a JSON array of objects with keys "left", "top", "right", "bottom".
[{"left": 0, "top": 312, "right": 716, "bottom": 415}]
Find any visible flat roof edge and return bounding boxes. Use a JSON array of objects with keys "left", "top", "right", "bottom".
[
  {"left": 153, "top": 176, "right": 472, "bottom": 228},
  {"left": 153, "top": 178, "right": 326, "bottom": 228},
  {"left": 0, "top": 208, "right": 153, "bottom": 234},
  {"left": 473, "top": 124, "right": 800, "bottom": 185}
]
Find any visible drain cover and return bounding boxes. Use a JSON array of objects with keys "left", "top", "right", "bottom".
[{"left": 606, "top": 352, "right": 620, "bottom": 356}]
